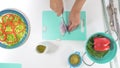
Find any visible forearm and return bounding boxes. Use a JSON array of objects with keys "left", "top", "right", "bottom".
[{"left": 71, "top": 0, "right": 86, "bottom": 12}]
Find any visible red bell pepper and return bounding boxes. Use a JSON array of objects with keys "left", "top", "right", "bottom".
[{"left": 94, "top": 37, "right": 110, "bottom": 51}]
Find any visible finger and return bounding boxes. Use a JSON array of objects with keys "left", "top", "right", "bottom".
[
  {"left": 70, "top": 25, "right": 77, "bottom": 31},
  {"left": 68, "top": 23, "right": 75, "bottom": 31},
  {"left": 57, "top": 12, "right": 62, "bottom": 16},
  {"left": 68, "top": 23, "right": 79, "bottom": 32},
  {"left": 57, "top": 8, "right": 64, "bottom": 16}
]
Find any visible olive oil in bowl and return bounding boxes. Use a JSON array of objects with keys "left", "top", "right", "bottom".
[
  {"left": 68, "top": 52, "right": 82, "bottom": 67},
  {"left": 36, "top": 45, "right": 46, "bottom": 53},
  {"left": 69, "top": 54, "right": 81, "bottom": 66}
]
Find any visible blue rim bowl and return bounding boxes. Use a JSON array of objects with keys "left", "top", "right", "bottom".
[
  {"left": 0, "top": 9, "right": 29, "bottom": 49},
  {"left": 68, "top": 51, "right": 82, "bottom": 68},
  {"left": 86, "top": 32, "right": 117, "bottom": 64}
]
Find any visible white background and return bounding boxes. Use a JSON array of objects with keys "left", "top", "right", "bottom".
[{"left": 0, "top": 0, "right": 119, "bottom": 68}]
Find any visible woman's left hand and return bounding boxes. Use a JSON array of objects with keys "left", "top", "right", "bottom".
[{"left": 68, "top": 11, "right": 80, "bottom": 32}]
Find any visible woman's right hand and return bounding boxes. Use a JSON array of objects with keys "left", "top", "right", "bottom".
[{"left": 50, "top": 0, "right": 64, "bottom": 16}]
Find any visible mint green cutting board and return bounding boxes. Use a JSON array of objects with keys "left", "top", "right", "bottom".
[
  {"left": 0, "top": 63, "right": 21, "bottom": 68},
  {"left": 42, "top": 11, "right": 86, "bottom": 40}
]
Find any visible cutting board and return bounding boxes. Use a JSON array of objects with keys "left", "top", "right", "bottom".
[
  {"left": 42, "top": 11, "right": 86, "bottom": 40},
  {"left": 0, "top": 63, "right": 21, "bottom": 68}
]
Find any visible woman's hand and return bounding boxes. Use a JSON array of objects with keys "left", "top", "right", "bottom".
[
  {"left": 68, "top": 0, "right": 86, "bottom": 32},
  {"left": 68, "top": 11, "right": 80, "bottom": 31},
  {"left": 50, "top": 0, "right": 64, "bottom": 16}
]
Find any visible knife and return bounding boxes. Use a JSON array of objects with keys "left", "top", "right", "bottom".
[{"left": 60, "top": 13, "right": 69, "bottom": 36}]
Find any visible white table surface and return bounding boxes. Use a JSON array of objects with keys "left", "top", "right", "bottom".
[{"left": 0, "top": 0, "right": 119, "bottom": 68}]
